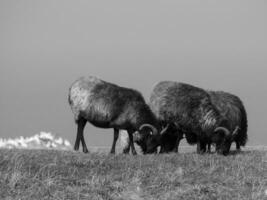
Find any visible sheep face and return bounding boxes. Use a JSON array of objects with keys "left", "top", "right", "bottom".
[
  {"left": 211, "top": 128, "right": 233, "bottom": 155},
  {"left": 215, "top": 138, "right": 232, "bottom": 155},
  {"left": 133, "top": 129, "right": 160, "bottom": 154}
]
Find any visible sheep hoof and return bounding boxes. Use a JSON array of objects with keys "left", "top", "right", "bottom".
[
  {"left": 83, "top": 148, "right": 89, "bottom": 153},
  {"left": 172, "top": 149, "right": 178, "bottom": 153},
  {"left": 123, "top": 149, "right": 130, "bottom": 154}
]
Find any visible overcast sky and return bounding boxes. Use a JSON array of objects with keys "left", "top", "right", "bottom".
[{"left": 0, "top": 1, "right": 266, "bottom": 147}]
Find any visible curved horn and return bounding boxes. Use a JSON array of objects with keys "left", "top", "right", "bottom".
[
  {"left": 232, "top": 126, "right": 240, "bottom": 137},
  {"left": 139, "top": 124, "right": 158, "bottom": 135},
  {"left": 214, "top": 127, "right": 230, "bottom": 136},
  {"left": 160, "top": 124, "right": 170, "bottom": 135}
]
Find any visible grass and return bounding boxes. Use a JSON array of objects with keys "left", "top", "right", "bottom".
[{"left": 0, "top": 148, "right": 266, "bottom": 200}]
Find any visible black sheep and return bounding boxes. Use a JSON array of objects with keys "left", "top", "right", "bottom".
[
  {"left": 159, "top": 91, "right": 248, "bottom": 153},
  {"left": 206, "top": 91, "right": 248, "bottom": 152},
  {"left": 149, "top": 81, "right": 233, "bottom": 155}
]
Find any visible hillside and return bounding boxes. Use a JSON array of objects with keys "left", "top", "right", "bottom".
[{"left": 0, "top": 149, "right": 266, "bottom": 200}]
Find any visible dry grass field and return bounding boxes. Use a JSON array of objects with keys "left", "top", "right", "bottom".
[{"left": 0, "top": 148, "right": 266, "bottom": 200}]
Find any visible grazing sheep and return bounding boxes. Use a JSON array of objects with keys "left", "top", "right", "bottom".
[
  {"left": 207, "top": 91, "right": 248, "bottom": 151},
  {"left": 68, "top": 76, "right": 161, "bottom": 155},
  {"left": 155, "top": 90, "right": 248, "bottom": 154},
  {"left": 148, "top": 81, "right": 234, "bottom": 155}
]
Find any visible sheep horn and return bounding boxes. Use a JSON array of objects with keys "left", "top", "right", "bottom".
[
  {"left": 214, "top": 127, "right": 230, "bottom": 136},
  {"left": 139, "top": 124, "right": 158, "bottom": 136},
  {"left": 160, "top": 124, "right": 170, "bottom": 135},
  {"left": 232, "top": 126, "right": 240, "bottom": 137}
]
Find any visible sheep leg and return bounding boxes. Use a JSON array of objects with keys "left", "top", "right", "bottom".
[
  {"left": 128, "top": 130, "right": 137, "bottom": 155},
  {"left": 197, "top": 141, "right": 206, "bottom": 154},
  {"left": 173, "top": 138, "right": 180, "bottom": 153},
  {"left": 207, "top": 143, "right": 211, "bottom": 153},
  {"left": 159, "top": 146, "right": 166, "bottom": 153},
  {"left": 197, "top": 142, "right": 200, "bottom": 153},
  {"left": 80, "top": 129, "right": 89, "bottom": 153},
  {"left": 236, "top": 141, "right": 241, "bottom": 151},
  {"left": 74, "top": 118, "right": 87, "bottom": 152},
  {"left": 110, "top": 128, "right": 119, "bottom": 154}
]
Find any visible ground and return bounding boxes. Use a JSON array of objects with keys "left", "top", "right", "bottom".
[{"left": 0, "top": 148, "right": 266, "bottom": 200}]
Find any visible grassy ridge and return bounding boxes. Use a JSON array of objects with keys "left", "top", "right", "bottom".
[{"left": 0, "top": 149, "right": 266, "bottom": 200}]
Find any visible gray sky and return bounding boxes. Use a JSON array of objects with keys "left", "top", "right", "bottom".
[{"left": 0, "top": 1, "right": 266, "bottom": 147}]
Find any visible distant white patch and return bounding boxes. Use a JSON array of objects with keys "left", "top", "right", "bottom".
[
  {"left": 64, "top": 140, "right": 71, "bottom": 147},
  {"left": 119, "top": 130, "right": 129, "bottom": 149},
  {"left": 0, "top": 132, "right": 72, "bottom": 150}
]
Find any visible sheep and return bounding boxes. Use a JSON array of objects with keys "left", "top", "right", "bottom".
[
  {"left": 153, "top": 90, "right": 248, "bottom": 154},
  {"left": 206, "top": 91, "right": 248, "bottom": 152},
  {"left": 68, "top": 76, "right": 161, "bottom": 155},
  {"left": 148, "top": 81, "right": 234, "bottom": 155},
  {"left": 160, "top": 91, "right": 248, "bottom": 154}
]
